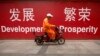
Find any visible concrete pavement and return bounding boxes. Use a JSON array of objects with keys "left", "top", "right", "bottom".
[{"left": 0, "top": 40, "right": 100, "bottom": 56}]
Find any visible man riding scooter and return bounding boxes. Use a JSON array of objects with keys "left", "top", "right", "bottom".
[
  {"left": 43, "top": 13, "right": 56, "bottom": 41},
  {"left": 34, "top": 13, "right": 65, "bottom": 45}
]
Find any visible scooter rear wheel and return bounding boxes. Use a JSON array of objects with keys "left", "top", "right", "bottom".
[{"left": 35, "top": 36, "right": 43, "bottom": 45}]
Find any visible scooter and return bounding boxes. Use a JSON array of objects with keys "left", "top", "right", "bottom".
[{"left": 34, "top": 26, "right": 65, "bottom": 45}]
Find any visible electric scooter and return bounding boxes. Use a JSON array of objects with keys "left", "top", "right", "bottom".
[{"left": 34, "top": 26, "right": 65, "bottom": 45}]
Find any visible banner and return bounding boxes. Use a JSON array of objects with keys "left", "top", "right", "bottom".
[{"left": 0, "top": 1, "right": 100, "bottom": 39}]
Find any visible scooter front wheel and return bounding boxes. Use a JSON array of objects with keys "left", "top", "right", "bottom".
[{"left": 58, "top": 38, "right": 65, "bottom": 45}]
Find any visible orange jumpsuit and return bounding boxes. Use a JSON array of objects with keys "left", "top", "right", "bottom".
[{"left": 43, "top": 18, "right": 55, "bottom": 40}]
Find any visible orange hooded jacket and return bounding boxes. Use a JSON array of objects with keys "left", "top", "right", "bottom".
[{"left": 43, "top": 18, "right": 55, "bottom": 40}]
